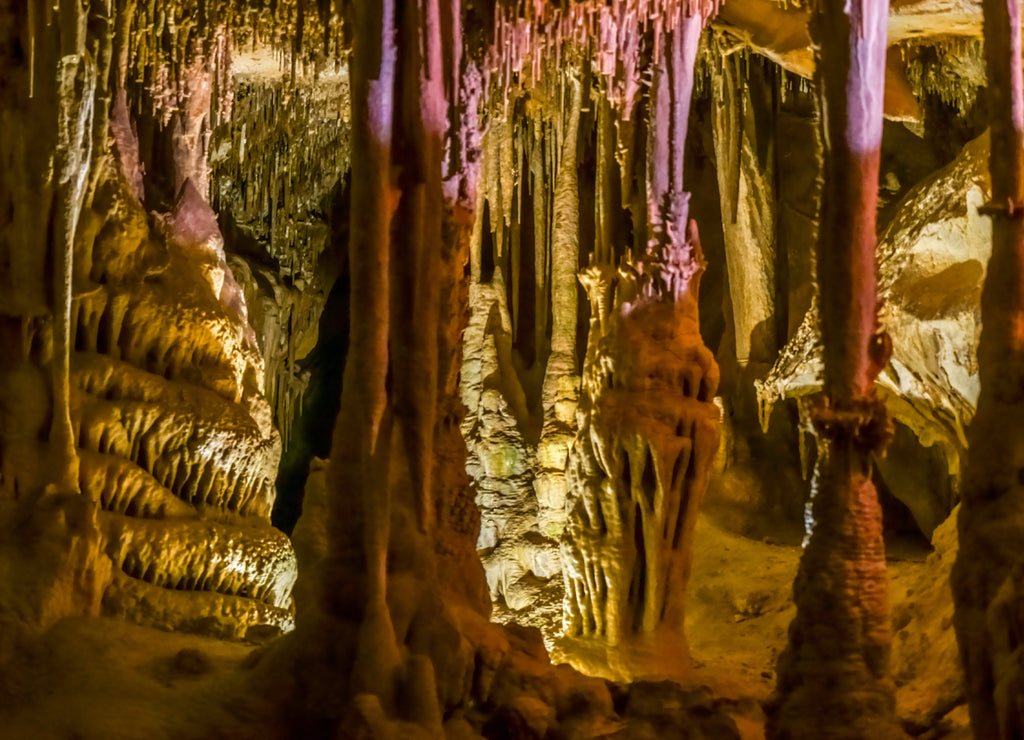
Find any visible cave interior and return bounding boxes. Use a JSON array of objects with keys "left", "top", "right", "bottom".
[{"left": 1, "top": 0, "right": 1023, "bottom": 738}]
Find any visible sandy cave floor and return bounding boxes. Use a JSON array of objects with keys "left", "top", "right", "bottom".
[
  {"left": 683, "top": 514, "right": 969, "bottom": 739},
  {"left": 0, "top": 514, "right": 970, "bottom": 740},
  {"left": 0, "top": 615, "right": 278, "bottom": 739}
]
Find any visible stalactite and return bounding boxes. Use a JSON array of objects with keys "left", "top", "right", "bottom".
[
  {"left": 291, "top": 0, "right": 305, "bottom": 85},
  {"left": 765, "top": 0, "right": 906, "bottom": 735},
  {"left": 50, "top": 54, "right": 98, "bottom": 493},
  {"left": 463, "top": 65, "right": 601, "bottom": 641},
  {"left": 499, "top": 112, "right": 516, "bottom": 252},
  {"left": 710, "top": 37, "right": 776, "bottom": 368},
  {"left": 509, "top": 130, "right": 523, "bottom": 338},
  {"left": 210, "top": 69, "right": 349, "bottom": 440},
  {"left": 595, "top": 93, "right": 616, "bottom": 266},
  {"left": 531, "top": 115, "right": 550, "bottom": 365},
  {"left": 902, "top": 37, "right": 985, "bottom": 116}
]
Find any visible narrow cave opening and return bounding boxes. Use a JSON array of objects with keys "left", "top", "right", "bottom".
[
  {"left": 480, "top": 200, "right": 496, "bottom": 284},
  {"left": 874, "top": 471, "right": 933, "bottom": 558},
  {"left": 872, "top": 421, "right": 956, "bottom": 555},
  {"left": 272, "top": 269, "right": 350, "bottom": 534},
  {"left": 515, "top": 158, "right": 538, "bottom": 370}
]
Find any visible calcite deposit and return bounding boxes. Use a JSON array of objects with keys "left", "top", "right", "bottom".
[
  {"left": 559, "top": 253, "right": 720, "bottom": 680},
  {"left": 2, "top": 160, "right": 298, "bottom": 639}
]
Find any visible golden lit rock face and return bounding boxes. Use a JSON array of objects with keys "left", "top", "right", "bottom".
[
  {"left": 462, "top": 281, "right": 563, "bottom": 628},
  {"left": 461, "top": 71, "right": 593, "bottom": 641},
  {"left": 757, "top": 133, "right": 992, "bottom": 539},
  {"left": 79, "top": 175, "right": 296, "bottom": 638},
  {"left": 559, "top": 259, "right": 720, "bottom": 680},
  {"left": 0, "top": 158, "right": 297, "bottom": 639}
]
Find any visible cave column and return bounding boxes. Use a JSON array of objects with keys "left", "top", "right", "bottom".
[
  {"left": 324, "top": 0, "right": 400, "bottom": 700},
  {"left": 3, "top": 0, "right": 101, "bottom": 495},
  {"left": 319, "top": 0, "right": 484, "bottom": 725},
  {"left": 646, "top": 13, "right": 703, "bottom": 255},
  {"left": 534, "top": 78, "right": 583, "bottom": 538},
  {"left": 391, "top": 0, "right": 447, "bottom": 535},
  {"left": 559, "top": 11, "right": 720, "bottom": 682},
  {"left": 951, "top": 0, "right": 1024, "bottom": 733},
  {"left": 766, "top": 0, "right": 906, "bottom": 737}
]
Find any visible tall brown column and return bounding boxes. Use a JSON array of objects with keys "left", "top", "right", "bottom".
[
  {"left": 951, "top": 0, "right": 1024, "bottom": 734},
  {"left": 323, "top": 0, "right": 400, "bottom": 700},
  {"left": 766, "top": 0, "right": 906, "bottom": 737},
  {"left": 317, "top": 0, "right": 483, "bottom": 723}
]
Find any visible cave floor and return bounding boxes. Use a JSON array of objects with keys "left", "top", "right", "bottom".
[
  {"left": 0, "top": 616, "right": 283, "bottom": 740},
  {"left": 0, "top": 514, "right": 969, "bottom": 740},
  {"left": 684, "top": 514, "right": 969, "bottom": 740}
]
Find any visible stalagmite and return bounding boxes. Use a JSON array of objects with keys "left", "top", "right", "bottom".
[
  {"left": 951, "top": 0, "right": 1024, "bottom": 734},
  {"left": 765, "top": 0, "right": 907, "bottom": 735},
  {"left": 559, "top": 252, "right": 721, "bottom": 680}
]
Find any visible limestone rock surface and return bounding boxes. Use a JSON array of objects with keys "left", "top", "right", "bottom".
[
  {"left": 757, "top": 133, "right": 991, "bottom": 538},
  {"left": 1, "top": 166, "right": 297, "bottom": 640}
]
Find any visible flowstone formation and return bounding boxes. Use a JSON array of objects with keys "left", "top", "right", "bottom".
[
  {"left": 553, "top": 3, "right": 723, "bottom": 683},
  {"left": 461, "top": 63, "right": 596, "bottom": 639},
  {"left": 1, "top": 161, "right": 298, "bottom": 639},
  {"left": 86, "top": 173, "right": 297, "bottom": 637},
  {"left": 559, "top": 242, "right": 721, "bottom": 680},
  {"left": 462, "top": 4, "right": 730, "bottom": 646},
  {"left": 461, "top": 278, "right": 565, "bottom": 637},
  {"left": 0, "top": 0, "right": 298, "bottom": 643}
]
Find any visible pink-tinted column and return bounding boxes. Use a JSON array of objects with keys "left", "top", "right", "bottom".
[{"left": 766, "top": 0, "right": 906, "bottom": 737}]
